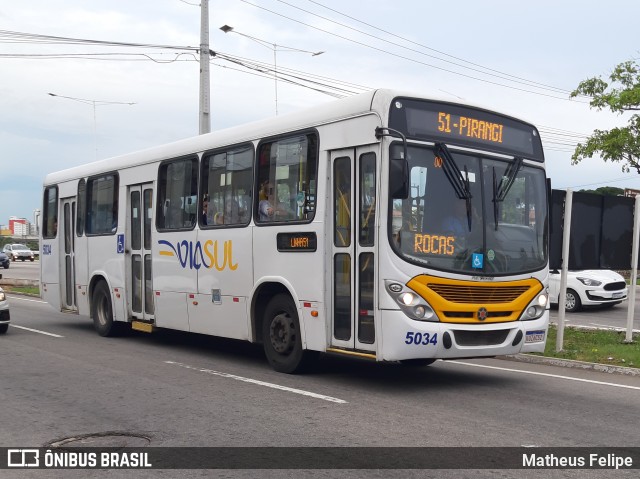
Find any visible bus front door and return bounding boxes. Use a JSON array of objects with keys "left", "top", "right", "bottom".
[
  {"left": 126, "top": 184, "right": 155, "bottom": 323},
  {"left": 61, "top": 197, "right": 77, "bottom": 312},
  {"left": 330, "top": 147, "right": 378, "bottom": 355}
]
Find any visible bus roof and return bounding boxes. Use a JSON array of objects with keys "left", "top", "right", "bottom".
[{"left": 43, "top": 88, "right": 536, "bottom": 185}]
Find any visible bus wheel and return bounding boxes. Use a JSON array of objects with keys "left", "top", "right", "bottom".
[
  {"left": 92, "top": 281, "right": 121, "bottom": 337},
  {"left": 262, "top": 294, "right": 316, "bottom": 373},
  {"left": 400, "top": 359, "right": 436, "bottom": 367}
]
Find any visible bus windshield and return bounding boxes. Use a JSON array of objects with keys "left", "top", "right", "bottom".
[{"left": 390, "top": 144, "right": 547, "bottom": 275}]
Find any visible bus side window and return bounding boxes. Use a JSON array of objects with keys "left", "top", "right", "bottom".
[
  {"left": 256, "top": 133, "right": 317, "bottom": 224},
  {"left": 85, "top": 173, "right": 118, "bottom": 236},
  {"left": 43, "top": 186, "right": 59, "bottom": 239},
  {"left": 201, "top": 144, "right": 254, "bottom": 228},
  {"left": 157, "top": 156, "right": 198, "bottom": 231}
]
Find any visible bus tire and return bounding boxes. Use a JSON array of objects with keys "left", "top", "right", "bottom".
[
  {"left": 0, "top": 324, "right": 8, "bottom": 334},
  {"left": 262, "top": 294, "right": 316, "bottom": 373},
  {"left": 92, "top": 281, "right": 122, "bottom": 337}
]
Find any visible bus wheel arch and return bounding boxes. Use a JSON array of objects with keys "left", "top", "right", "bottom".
[
  {"left": 252, "top": 283, "right": 317, "bottom": 373},
  {"left": 251, "top": 282, "right": 293, "bottom": 344},
  {"left": 89, "top": 276, "right": 123, "bottom": 337}
]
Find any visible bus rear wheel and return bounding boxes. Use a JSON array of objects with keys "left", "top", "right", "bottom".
[
  {"left": 92, "top": 281, "right": 123, "bottom": 337},
  {"left": 262, "top": 294, "right": 316, "bottom": 373}
]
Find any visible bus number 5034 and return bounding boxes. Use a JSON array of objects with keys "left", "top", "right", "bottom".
[{"left": 405, "top": 332, "right": 438, "bottom": 346}]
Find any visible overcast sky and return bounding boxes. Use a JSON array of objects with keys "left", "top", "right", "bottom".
[{"left": 1, "top": 0, "right": 639, "bottom": 226}]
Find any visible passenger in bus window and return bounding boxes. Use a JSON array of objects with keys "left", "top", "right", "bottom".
[
  {"left": 201, "top": 194, "right": 210, "bottom": 225},
  {"left": 442, "top": 203, "right": 466, "bottom": 236},
  {"left": 259, "top": 181, "right": 275, "bottom": 221}
]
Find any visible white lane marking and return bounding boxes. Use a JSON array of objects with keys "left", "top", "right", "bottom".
[
  {"left": 165, "top": 360, "right": 347, "bottom": 404},
  {"left": 6, "top": 296, "right": 46, "bottom": 304},
  {"left": 449, "top": 360, "right": 640, "bottom": 391},
  {"left": 10, "top": 324, "right": 64, "bottom": 338}
]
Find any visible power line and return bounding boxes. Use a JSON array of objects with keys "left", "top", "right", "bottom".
[
  {"left": 277, "top": 0, "right": 577, "bottom": 97},
  {"left": 0, "top": 52, "right": 199, "bottom": 63},
  {"left": 236, "top": 0, "right": 589, "bottom": 103},
  {"left": 557, "top": 175, "right": 640, "bottom": 189},
  {"left": 0, "top": 29, "right": 198, "bottom": 52}
]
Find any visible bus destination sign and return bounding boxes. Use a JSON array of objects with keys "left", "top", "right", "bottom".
[
  {"left": 437, "top": 112, "right": 504, "bottom": 145},
  {"left": 277, "top": 232, "right": 317, "bottom": 252},
  {"left": 389, "top": 98, "right": 544, "bottom": 162}
]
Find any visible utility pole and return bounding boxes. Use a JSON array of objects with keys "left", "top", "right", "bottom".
[{"left": 199, "top": 0, "right": 211, "bottom": 134}]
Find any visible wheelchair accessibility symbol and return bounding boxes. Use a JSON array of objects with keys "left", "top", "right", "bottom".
[
  {"left": 472, "top": 253, "right": 483, "bottom": 269},
  {"left": 117, "top": 234, "right": 125, "bottom": 254}
]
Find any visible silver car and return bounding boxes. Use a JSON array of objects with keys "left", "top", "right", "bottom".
[
  {"left": 3, "top": 244, "right": 35, "bottom": 262},
  {"left": 0, "top": 287, "right": 9, "bottom": 334}
]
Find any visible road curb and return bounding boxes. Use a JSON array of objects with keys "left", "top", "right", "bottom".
[{"left": 499, "top": 354, "right": 640, "bottom": 376}]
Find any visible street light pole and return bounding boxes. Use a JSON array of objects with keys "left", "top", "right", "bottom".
[
  {"left": 48, "top": 93, "right": 135, "bottom": 159},
  {"left": 220, "top": 25, "right": 323, "bottom": 116},
  {"left": 199, "top": 0, "right": 211, "bottom": 134}
]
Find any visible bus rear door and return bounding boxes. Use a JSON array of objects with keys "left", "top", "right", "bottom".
[
  {"left": 60, "top": 197, "right": 77, "bottom": 312},
  {"left": 126, "top": 184, "right": 155, "bottom": 323}
]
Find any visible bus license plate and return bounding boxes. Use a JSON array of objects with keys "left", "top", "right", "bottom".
[{"left": 525, "top": 330, "right": 545, "bottom": 343}]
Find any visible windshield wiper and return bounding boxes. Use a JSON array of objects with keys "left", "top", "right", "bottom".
[
  {"left": 434, "top": 143, "right": 471, "bottom": 200},
  {"left": 492, "top": 157, "right": 523, "bottom": 230},
  {"left": 434, "top": 143, "right": 473, "bottom": 231}
]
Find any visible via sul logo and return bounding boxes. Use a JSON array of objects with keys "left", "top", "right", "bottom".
[{"left": 158, "top": 239, "right": 238, "bottom": 271}]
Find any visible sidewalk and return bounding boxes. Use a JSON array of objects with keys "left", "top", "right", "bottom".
[{"left": 500, "top": 353, "right": 640, "bottom": 377}]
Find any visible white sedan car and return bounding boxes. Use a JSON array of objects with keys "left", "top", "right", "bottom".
[{"left": 549, "top": 269, "right": 628, "bottom": 312}]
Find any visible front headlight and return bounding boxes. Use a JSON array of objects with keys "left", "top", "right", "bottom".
[
  {"left": 577, "top": 277, "right": 601, "bottom": 286},
  {"left": 0, "top": 291, "right": 6, "bottom": 301},
  {"left": 521, "top": 289, "right": 548, "bottom": 321},
  {"left": 385, "top": 280, "right": 437, "bottom": 321}
]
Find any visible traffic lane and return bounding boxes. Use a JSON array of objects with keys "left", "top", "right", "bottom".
[
  {"left": 0, "top": 259, "right": 40, "bottom": 281},
  {"left": 550, "top": 301, "right": 640, "bottom": 330},
  {"left": 2, "top": 297, "right": 640, "bottom": 451}
]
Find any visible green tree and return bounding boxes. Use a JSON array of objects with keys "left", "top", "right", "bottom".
[
  {"left": 579, "top": 186, "right": 624, "bottom": 196},
  {"left": 570, "top": 60, "right": 640, "bottom": 173}
]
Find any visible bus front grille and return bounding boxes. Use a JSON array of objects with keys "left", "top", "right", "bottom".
[{"left": 428, "top": 284, "right": 529, "bottom": 303}]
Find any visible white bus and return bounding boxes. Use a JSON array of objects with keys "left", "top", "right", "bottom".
[{"left": 41, "top": 89, "right": 550, "bottom": 373}]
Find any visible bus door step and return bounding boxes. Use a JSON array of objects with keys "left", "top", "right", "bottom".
[{"left": 131, "top": 320, "right": 154, "bottom": 333}]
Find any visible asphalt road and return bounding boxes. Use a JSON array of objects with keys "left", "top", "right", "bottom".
[
  {"left": 1, "top": 296, "right": 640, "bottom": 478},
  {"left": 0, "top": 259, "right": 40, "bottom": 282}
]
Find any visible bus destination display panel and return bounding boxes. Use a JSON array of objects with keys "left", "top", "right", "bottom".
[{"left": 389, "top": 98, "right": 544, "bottom": 162}]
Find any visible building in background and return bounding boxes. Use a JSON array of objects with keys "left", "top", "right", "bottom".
[{"left": 8, "top": 217, "right": 30, "bottom": 237}]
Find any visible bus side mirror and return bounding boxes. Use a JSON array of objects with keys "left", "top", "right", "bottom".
[{"left": 390, "top": 158, "right": 409, "bottom": 199}]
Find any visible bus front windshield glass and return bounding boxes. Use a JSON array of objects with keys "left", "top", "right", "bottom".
[{"left": 390, "top": 144, "right": 547, "bottom": 275}]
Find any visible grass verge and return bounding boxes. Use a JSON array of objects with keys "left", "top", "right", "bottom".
[
  {"left": 539, "top": 325, "right": 639, "bottom": 368},
  {"left": 2, "top": 285, "right": 40, "bottom": 296}
]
